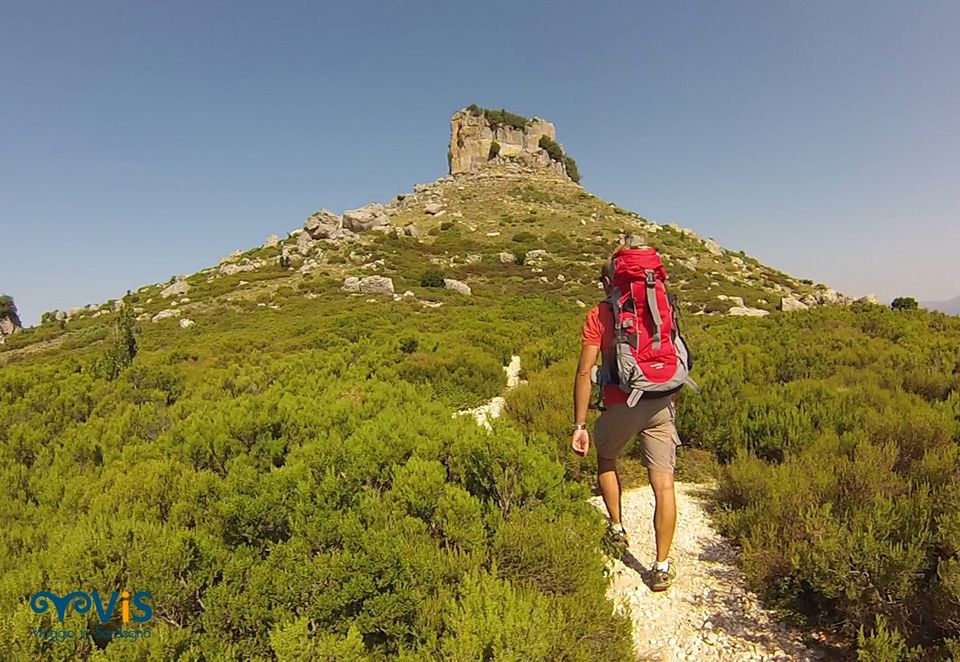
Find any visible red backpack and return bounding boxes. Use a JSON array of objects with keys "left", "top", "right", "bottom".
[{"left": 594, "top": 247, "right": 697, "bottom": 406}]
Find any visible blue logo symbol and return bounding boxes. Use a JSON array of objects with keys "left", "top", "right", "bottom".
[{"left": 30, "top": 591, "right": 153, "bottom": 624}]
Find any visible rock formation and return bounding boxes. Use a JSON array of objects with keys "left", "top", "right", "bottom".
[
  {"left": 0, "top": 296, "right": 22, "bottom": 339},
  {"left": 449, "top": 106, "right": 576, "bottom": 180}
]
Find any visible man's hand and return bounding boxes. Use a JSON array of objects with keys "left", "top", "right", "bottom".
[{"left": 571, "top": 428, "right": 590, "bottom": 456}]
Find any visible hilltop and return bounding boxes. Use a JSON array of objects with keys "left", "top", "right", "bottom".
[{"left": 2, "top": 108, "right": 855, "bottom": 363}]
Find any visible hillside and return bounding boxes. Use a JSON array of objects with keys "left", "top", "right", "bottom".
[
  {"left": 2, "top": 109, "right": 960, "bottom": 661},
  {"left": 1, "top": 161, "right": 842, "bottom": 365}
]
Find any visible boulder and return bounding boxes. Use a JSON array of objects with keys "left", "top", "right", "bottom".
[
  {"left": 160, "top": 276, "right": 189, "bottom": 298},
  {"left": 424, "top": 202, "right": 443, "bottom": 215},
  {"left": 728, "top": 306, "right": 770, "bottom": 317},
  {"left": 341, "top": 277, "right": 361, "bottom": 293},
  {"left": 179, "top": 318, "right": 195, "bottom": 328},
  {"left": 359, "top": 276, "right": 395, "bottom": 295},
  {"left": 342, "top": 204, "right": 389, "bottom": 232},
  {"left": 296, "top": 231, "right": 316, "bottom": 256},
  {"left": 780, "top": 296, "right": 809, "bottom": 312},
  {"left": 152, "top": 309, "right": 181, "bottom": 323},
  {"left": 704, "top": 239, "right": 724, "bottom": 256},
  {"left": 525, "top": 249, "right": 548, "bottom": 263},
  {"left": 0, "top": 317, "right": 19, "bottom": 336},
  {"left": 304, "top": 209, "right": 342, "bottom": 239},
  {"left": 857, "top": 294, "right": 880, "bottom": 305},
  {"left": 403, "top": 224, "right": 420, "bottom": 237},
  {"left": 264, "top": 234, "right": 280, "bottom": 248},
  {"left": 499, "top": 252, "right": 516, "bottom": 264},
  {"left": 220, "top": 262, "right": 257, "bottom": 276},
  {"left": 717, "top": 295, "right": 745, "bottom": 308},
  {"left": 443, "top": 279, "right": 472, "bottom": 296}
]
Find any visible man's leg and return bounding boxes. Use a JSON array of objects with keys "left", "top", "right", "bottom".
[
  {"left": 648, "top": 468, "right": 676, "bottom": 563},
  {"left": 598, "top": 455, "right": 623, "bottom": 525}
]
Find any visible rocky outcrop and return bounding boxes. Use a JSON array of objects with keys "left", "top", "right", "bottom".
[
  {"left": 780, "top": 296, "right": 809, "bottom": 312},
  {"left": 0, "top": 296, "right": 21, "bottom": 337},
  {"left": 728, "top": 306, "right": 770, "bottom": 317},
  {"left": 342, "top": 204, "right": 389, "bottom": 232},
  {"left": 704, "top": 239, "right": 725, "bottom": 256},
  {"left": 449, "top": 107, "right": 569, "bottom": 178},
  {"left": 304, "top": 209, "right": 343, "bottom": 239},
  {"left": 161, "top": 276, "right": 190, "bottom": 299},
  {"left": 151, "top": 309, "right": 181, "bottom": 323},
  {"left": 0, "top": 316, "right": 20, "bottom": 337},
  {"left": 342, "top": 276, "right": 395, "bottom": 296},
  {"left": 443, "top": 279, "right": 472, "bottom": 296}
]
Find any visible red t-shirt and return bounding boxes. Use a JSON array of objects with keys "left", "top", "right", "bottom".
[{"left": 581, "top": 304, "right": 629, "bottom": 406}]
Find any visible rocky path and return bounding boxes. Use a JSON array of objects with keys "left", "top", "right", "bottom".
[{"left": 590, "top": 483, "right": 824, "bottom": 662}]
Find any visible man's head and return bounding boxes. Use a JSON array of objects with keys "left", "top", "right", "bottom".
[{"left": 599, "top": 259, "right": 615, "bottom": 294}]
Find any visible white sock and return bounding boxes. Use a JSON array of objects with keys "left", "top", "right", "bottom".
[
  {"left": 655, "top": 560, "right": 670, "bottom": 572},
  {"left": 611, "top": 521, "right": 626, "bottom": 533}
]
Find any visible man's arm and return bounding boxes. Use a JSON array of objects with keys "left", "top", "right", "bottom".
[
  {"left": 571, "top": 344, "right": 599, "bottom": 456},
  {"left": 573, "top": 344, "right": 599, "bottom": 425}
]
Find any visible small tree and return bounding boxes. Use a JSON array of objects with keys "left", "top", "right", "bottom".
[
  {"left": 538, "top": 136, "right": 563, "bottom": 162},
  {"left": 563, "top": 155, "right": 581, "bottom": 183},
  {"left": 0, "top": 295, "right": 17, "bottom": 321},
  {"left": 891, "top": 297, "right": 918, "bottom": 311},
  {"left": 94, "top": 302, "right": 140, "bottom": 380},
  {"left": 488, "top": 141, "right": 500, "bottom": 160}
]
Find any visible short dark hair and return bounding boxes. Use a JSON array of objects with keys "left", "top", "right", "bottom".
[{"left": 599, "top": 260, "right": 615, "bottom": 282}]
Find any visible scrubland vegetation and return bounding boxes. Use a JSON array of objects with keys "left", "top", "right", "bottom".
[{"left": 3, "top": 166, "right": 957, "bottom": 659}]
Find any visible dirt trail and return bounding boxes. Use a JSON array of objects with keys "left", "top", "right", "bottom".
[{"left": 590, "top": 483, "right": 826, "bottom": 662}]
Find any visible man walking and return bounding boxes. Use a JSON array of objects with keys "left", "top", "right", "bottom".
[{"left": 571, "top": 240, "right": 688, "bottom": 592}]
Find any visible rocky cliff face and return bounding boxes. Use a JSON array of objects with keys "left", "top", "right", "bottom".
[{"left": 449, "top": 107, "right": 568, "bottom": 178}]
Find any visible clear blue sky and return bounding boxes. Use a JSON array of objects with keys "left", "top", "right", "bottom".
[{"left": 2, "top": 1, "right": 958, "bottom": 325}]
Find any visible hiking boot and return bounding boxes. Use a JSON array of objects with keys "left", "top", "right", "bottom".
[
  {"left": 649, "top": 562, "right": 676, "bottom": 592},
  {"left": 603, "top": 524, "right": 629, "bottom": 555}
]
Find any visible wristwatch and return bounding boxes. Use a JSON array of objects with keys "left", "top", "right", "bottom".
[{"left": 570, "top": 423, "right": 587, "bottom": 432}]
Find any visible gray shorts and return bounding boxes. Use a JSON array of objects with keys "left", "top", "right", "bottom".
[{"left": 594, "top": 398, "right": 680, "bottom": 473}]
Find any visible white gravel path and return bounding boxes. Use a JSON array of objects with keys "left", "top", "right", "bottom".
[{"left": 590, "top": 483, "right": 825, "bottom": 662}]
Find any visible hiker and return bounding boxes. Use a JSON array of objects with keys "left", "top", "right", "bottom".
[{"left": 570, "top": 237, "right": 694, "bottom": 592}]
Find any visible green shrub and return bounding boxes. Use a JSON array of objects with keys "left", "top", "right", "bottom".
[
  {"left": 538, "top": 135, "right": 563, "bottom": 162},
  {"left": 857, "top": 615, "right": 922, "bottom": 661},
  {"left": 488, "top": 141, "right": 500, "bottom": 159},
  {"left": 892, "top": 297, "right": 919, "bottom": 311},
  {"left": 420, "top": 270, "right": 446, "bottom": 287},
  {"left": 440, "top": 221, "right": 454, "bottom": 231},
  {"left": 0, "top": 295, "right": 19, "bottom": 325},
  {"left": 563, "top": 155, "right": 581, "bottom": 183}
]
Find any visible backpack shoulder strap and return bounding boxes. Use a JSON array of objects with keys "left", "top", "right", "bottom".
[{"left": 644, "top": 270, "right": 663, "bottom": 349}]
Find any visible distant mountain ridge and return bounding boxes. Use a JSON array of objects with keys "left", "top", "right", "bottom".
[{"left": 922, "top": 294, "right": 960, "bottom": 316}]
